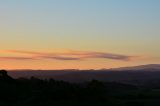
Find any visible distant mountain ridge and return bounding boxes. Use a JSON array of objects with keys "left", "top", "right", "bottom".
[
  {"left": 110, "top": 64, "right": 160, "bottom": 71},
  {"left": 6, "top": 64, "right": 160, "bottom": 84},
  {"left": 8, "top": 64, "right": 160, "bottom": 72}
]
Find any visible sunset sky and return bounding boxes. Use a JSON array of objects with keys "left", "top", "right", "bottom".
[{"left": 0, "top": 0, "right": 160, "bottom": 69}]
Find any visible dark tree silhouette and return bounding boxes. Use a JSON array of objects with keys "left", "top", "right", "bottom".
[
  {"left": 0, "top": 70, "right": 158, "bottom": 106},
  {"left": 0, "top": 70, "right": 13, "bottom": 82}
]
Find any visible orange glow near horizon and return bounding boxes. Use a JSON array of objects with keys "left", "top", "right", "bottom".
[
  {"left": 0, "top": 1, "right": 160, "bottom": 70},
  {"left": 0, "top": 49, "right": 156, "bottom": 70}
]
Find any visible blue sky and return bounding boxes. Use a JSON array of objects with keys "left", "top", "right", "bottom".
[{"left": 0, "top": 0, "right": 160, "bottom": 69}]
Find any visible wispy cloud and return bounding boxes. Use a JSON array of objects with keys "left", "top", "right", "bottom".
[
  {"left": 0, "top": 56, "right": 35, "bottom": 60},
  {"left": 43, "top": 56, "right": 81, "bottom": 60},
  {"left": 64, "top": 51, "right": 134, "bottom": 61},
  {"left": 6, "top": 50, "right": 44, "bottom": 55},
  {"left": 1, "top": 50, "right": 137, "bottom": 61}
]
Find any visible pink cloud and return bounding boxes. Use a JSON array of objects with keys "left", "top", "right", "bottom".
[
  {"left": 1, "top": 50, "right": 137, "bottom": 61},
  {"left": 0, "top": 56, "right": 35, "bottom": 60}
]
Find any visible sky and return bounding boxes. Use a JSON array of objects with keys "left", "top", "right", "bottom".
[{"left": 0, "top": 0, "right": 160, "bottom": 69}]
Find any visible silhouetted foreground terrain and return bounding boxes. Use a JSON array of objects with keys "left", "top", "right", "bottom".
[{"left": 2, "top": 70, "right": 160, "bottom": 106}]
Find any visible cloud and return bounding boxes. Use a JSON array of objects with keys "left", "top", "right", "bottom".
[
  {"left": 1, "top": 50, "right": 137, "bottom": 61},
  {"left": 5, "top": 50, "right": 44, "bottom": 55},
  {"left": 85, "top": 52, "right": 133, "bottom": 61},
  {"left": 0, "top": 56, "right": 35, "bottom": 60},
  {"left": 43, "top": 56, "right": 81, "bottom": 60},
  {"left": 53, "top": 50, "right": 135, "bottom": 61}
]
